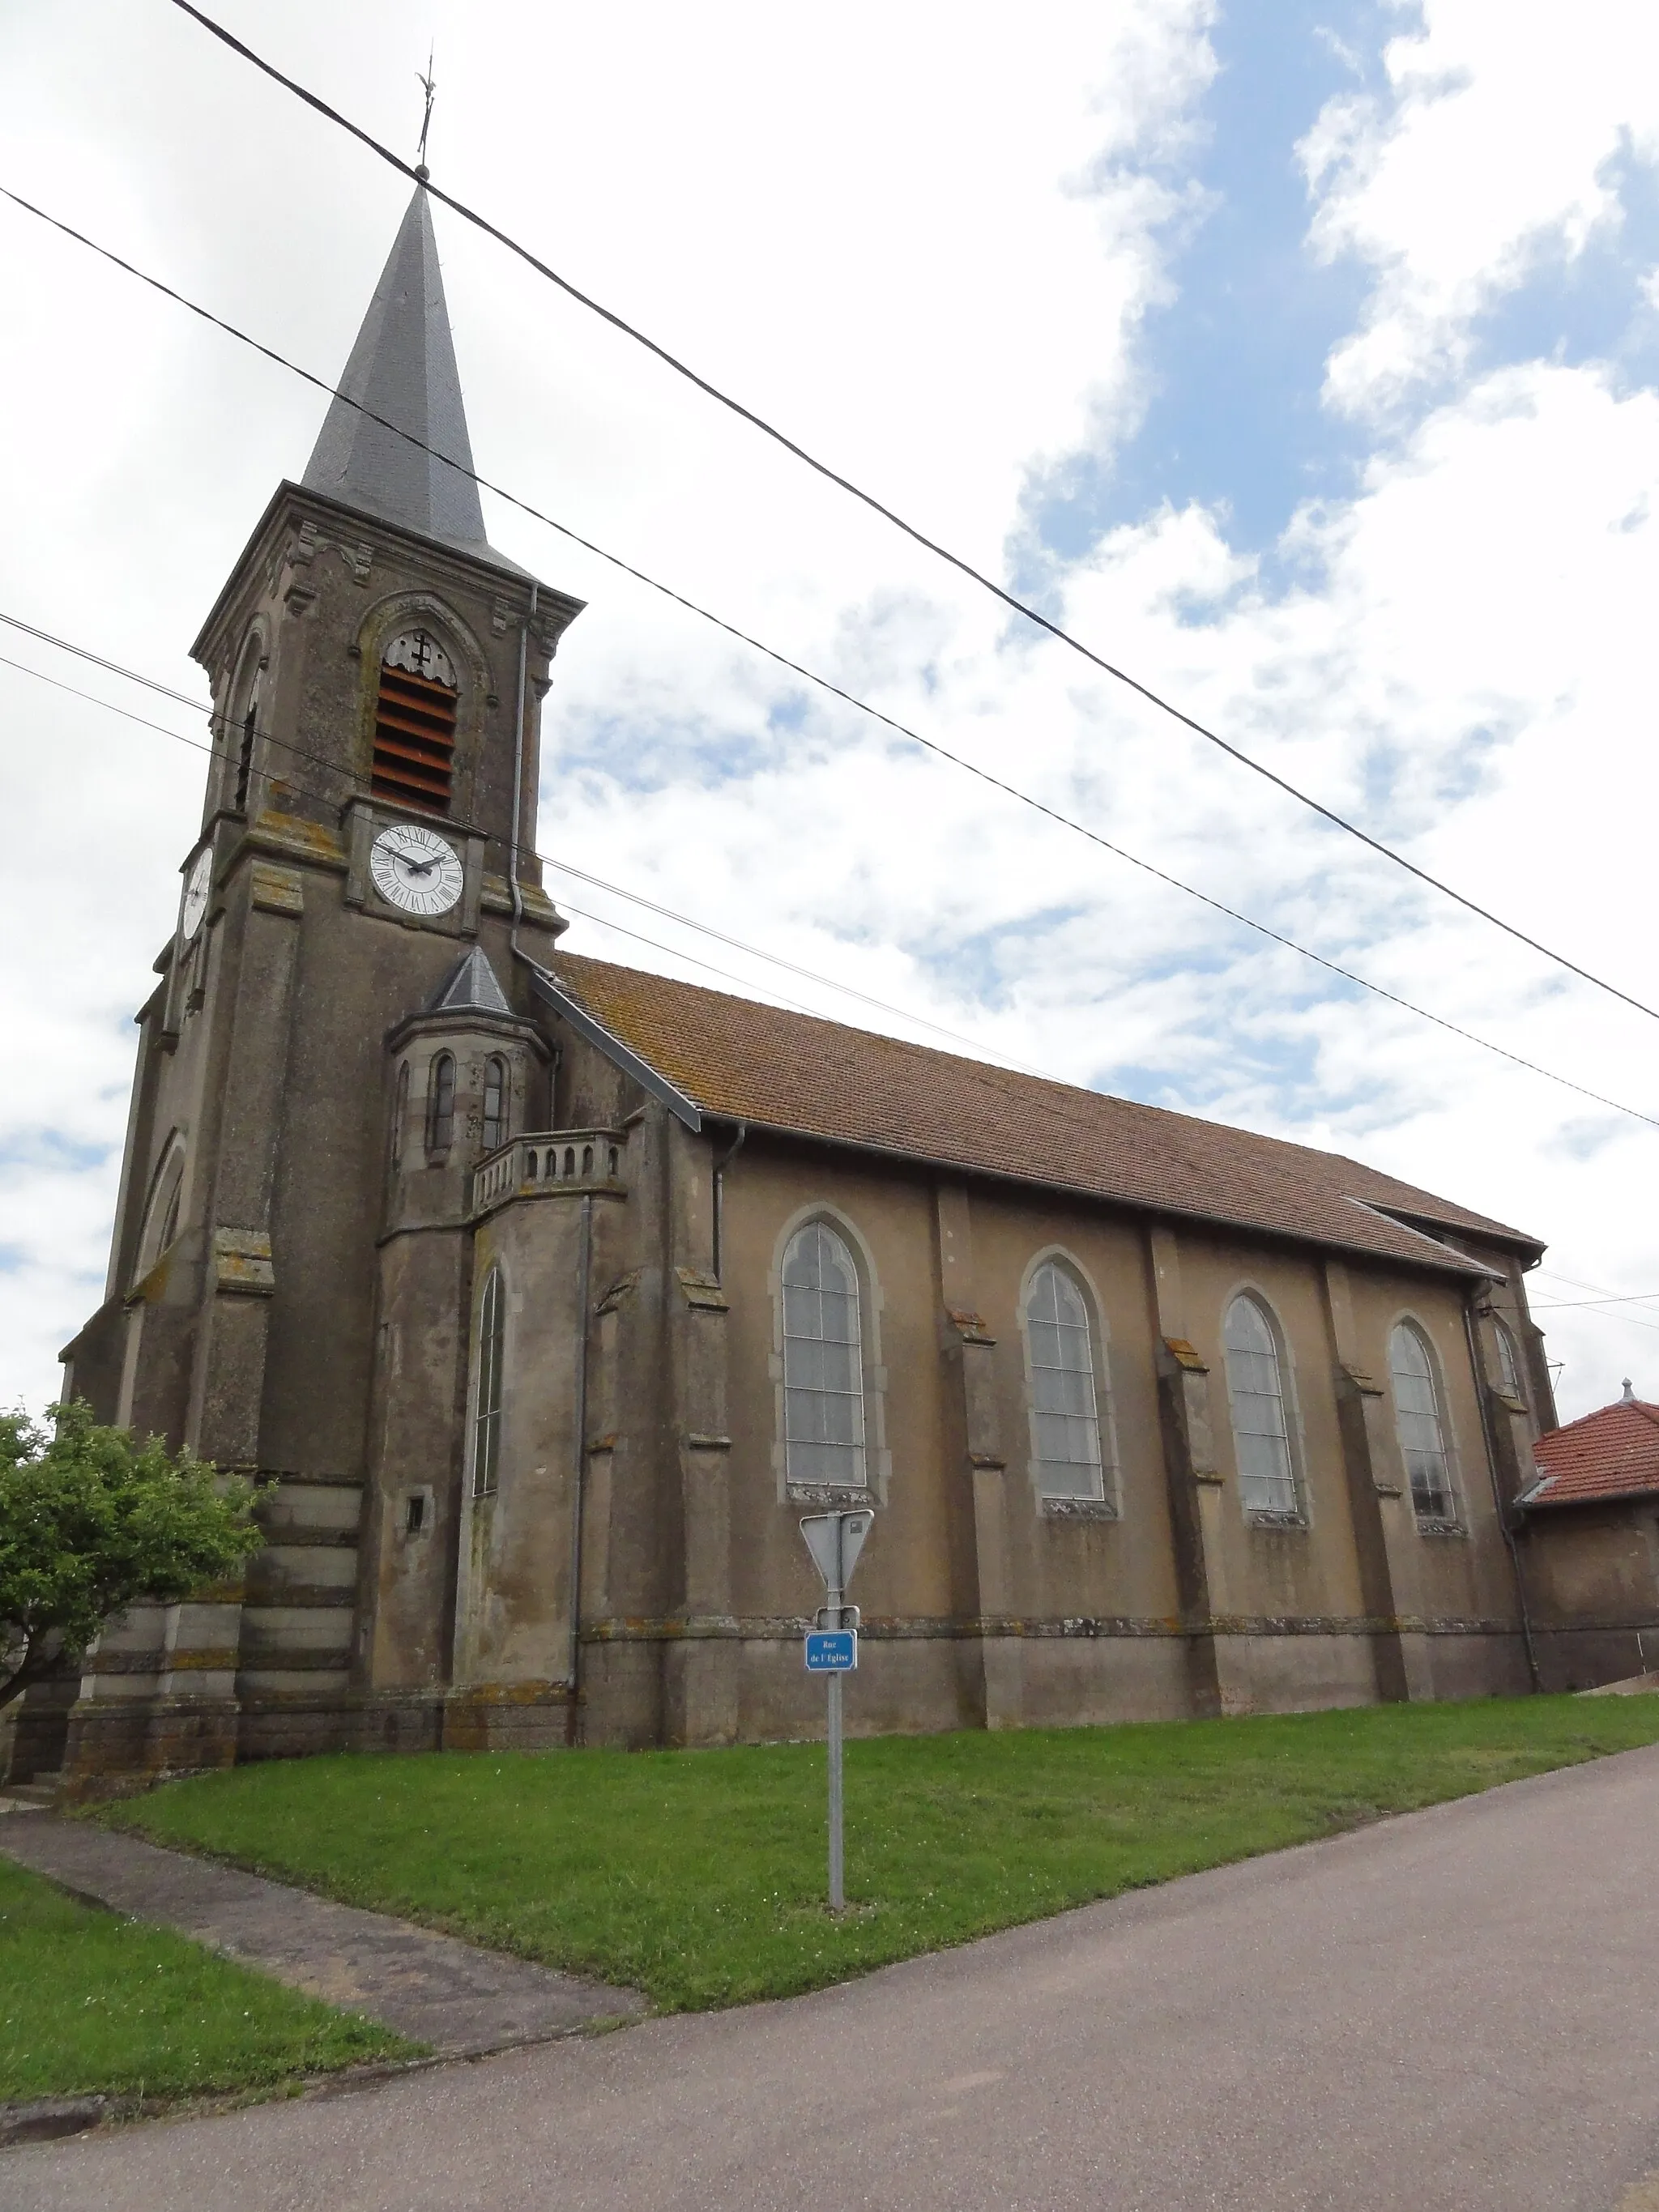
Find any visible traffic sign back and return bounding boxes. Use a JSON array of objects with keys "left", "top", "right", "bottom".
[{"left": 800, "top": 1510, "right": 873, "bottom": 1596}]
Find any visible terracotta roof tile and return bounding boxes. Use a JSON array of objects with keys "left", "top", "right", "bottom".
[
  {"left": 553, "top": 953, "right": 1541, "bottom": 1277},
  {"left": 1525, "top": 1399, "right": 1659, "bottom": 1508}
]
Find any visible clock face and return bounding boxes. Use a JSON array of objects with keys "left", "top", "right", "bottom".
[
  {"left": 181, "top": 847, "right": 213, "bottom": 940},
  {"left": 370, "top": 823, "right": 464, "bottom": 917}
]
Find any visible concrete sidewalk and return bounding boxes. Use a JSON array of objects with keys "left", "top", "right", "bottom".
[
  {"left": 10, "top": 1746, "right": 1659, "bottom": 2210},
  {"left": 0, "top": 1810, "right": 643, "bottom": 2056}
]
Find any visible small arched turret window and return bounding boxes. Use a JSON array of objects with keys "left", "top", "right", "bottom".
[
  {"left": 471, "top": 1267, "right": 505, "bottom": 1498},
  {"left": 1023, "top": 1261, "right": 1105, "bottom": 1498},
  {"left": 427, "top": 1052, "right": 456, "bottom": 1156},
  {"left": 1389, "top": 1323, "right": 1456, "bottom": 1523},
  {"left": 1222, "top": 1295, "right": 1299, "bottom": 1518},
  {"left": 481, "top": 1056, "right": 508, "bottom": 1153},
  {"left": 782, "top": 1222, "right": 867, "bottom": 1487},
  {"left": 373, "top": 629, "right": 459, "bottom": 814}
]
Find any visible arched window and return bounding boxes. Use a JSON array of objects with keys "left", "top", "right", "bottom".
[
  {"left": 373, "top": 629, "right": 458, "bottom": 814},
  {"left": 390, "top": 1060, "right": 410, "bottom": 1174},
  {"left": 1389, "top": 1323, "right": 1456, "bottom": 1523},
  {"left": 427, "top": 1053, "right": 456, "bottom": 1156},
  {"left": 481, "top": 1055, "right": 508, "bottom": 1153},
  {"left": 1023, "top": 1260, "right": 1105, "bottom": 1498},
  {"left": 782, "top": 1222, "right": 867, "bottom": 1488},
  {"left": 471, "top": 1266, "right": 505, "bottom": 1498},
  {"left": 1222, "top": 1295, "right": 1299, "bottom": 1518},
  {"left": 135, "top": 1140, "right": 186, "bottom": 1277},
  {"left": 228, "top": 644, "right": 262, "bottom": 814},
  {"left": 1493, "top": 1319, "right": 1524, "bottom": 1403}
]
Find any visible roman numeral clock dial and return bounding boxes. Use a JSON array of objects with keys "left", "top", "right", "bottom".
[{"left": 369, "top": 823, "right": 464, "bottom": 917}]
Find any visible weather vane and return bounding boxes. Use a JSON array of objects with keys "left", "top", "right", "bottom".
[{"left": 416, "top": 45, "right": 437, "bottom": 177}]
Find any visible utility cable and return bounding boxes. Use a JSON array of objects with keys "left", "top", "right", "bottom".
[
  {"left": 1529, "top": 1292, "right": 1659, "bottom": 1311},
  {"left": 4, "top": 637, "right": 1659, "bottom": 1136},
  {"left": 160, "top": 0, "right": 1659, "bottom": 1029},
  {"left": 1532, "top": 1268, "right": 1659, "bottom": 1315},
  {"left": 5, "top": 180, "right": 1657, "bottom": 1084},
  {"left": 0, "top": 646, "right": 1033, "bottom": 1063}
]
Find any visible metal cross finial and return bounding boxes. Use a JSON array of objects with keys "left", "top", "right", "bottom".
[{"left": 416, "top": 46, "right": 437, "bottom": 177}]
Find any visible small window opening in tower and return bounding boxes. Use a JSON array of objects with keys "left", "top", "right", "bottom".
[
  {"left": 373, "top": 629, "right": 459, "bottom": 814},
  {"left": 428, "top": 1052, "right": 456, "bottom": 1156},
  {"left": 482, "top": 1055, "right": 508, "bottom": 1152}
]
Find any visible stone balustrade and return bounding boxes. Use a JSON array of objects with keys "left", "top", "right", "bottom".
[{"left": 471, "top": 1128, "right": 627, "bottom": 1216}]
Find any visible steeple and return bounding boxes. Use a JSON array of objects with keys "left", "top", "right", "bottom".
[{"left": 303, "top": 185, "right": 507, "bottom": 563}]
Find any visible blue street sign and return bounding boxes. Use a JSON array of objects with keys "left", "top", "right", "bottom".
[{"left": 804, "top": 1630, "right": 858, "bottom": 1673}]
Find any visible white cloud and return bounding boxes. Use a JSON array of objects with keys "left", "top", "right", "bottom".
[{"left": 1304, "top": 0, "right": 1659, "bottom": 416}]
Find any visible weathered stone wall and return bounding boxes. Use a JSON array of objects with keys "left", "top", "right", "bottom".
[{"left": 1521, "top": 1502, "right": 1659, "bottom": 1690}]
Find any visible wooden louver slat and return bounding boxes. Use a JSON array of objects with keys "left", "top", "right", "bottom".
[{"left": 373, "top": 663, "right": 458, "bottom": 814}]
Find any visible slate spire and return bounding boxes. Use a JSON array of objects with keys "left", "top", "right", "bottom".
[{"left": 302, "top": 185, "right": 497, "bottom": 558}]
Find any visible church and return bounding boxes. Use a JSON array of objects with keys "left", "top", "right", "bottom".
[{"left": 23, "top": 185, "right": 1597, "bottom": 1784}]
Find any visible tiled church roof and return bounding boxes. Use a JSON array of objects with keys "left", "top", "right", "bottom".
[
  {"left": 1522, "top": 1395, "right": 1659, "bottom": 1509},
  {"left": 552, "top": 953, "right": 1542, "bottom": 1276}
]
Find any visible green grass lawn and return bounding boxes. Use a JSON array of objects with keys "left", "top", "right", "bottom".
[
  {"left": 101, "top": 1694, "right": 1659, "bottom": 2014},
  {"left": 0, "top": 1855, "right": 417, "bottom": 2104}
]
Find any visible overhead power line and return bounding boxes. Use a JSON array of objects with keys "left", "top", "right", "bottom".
[
  {"left": 6, "top": 182, "right": 1659, "bottom": 1102},
  {"left": 0, "top": 640, "right": 1045, "bottom": 1068},
  {"left": 4, "top": 629, "right": 1659, "bottom": 1137},
  {"left": 161, "top": 0, "right": 1659, "bottom": 1031}
]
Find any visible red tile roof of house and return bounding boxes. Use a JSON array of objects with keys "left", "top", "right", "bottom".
[
  {"left": 552, "top": 953, "right": 1542, "bottom": 1277},
  {"left": 1524, "top": 1396, "right": 1659, "bottom": 1509}
]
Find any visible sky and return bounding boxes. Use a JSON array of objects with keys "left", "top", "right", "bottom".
[{"left": 2, "top": 0, "right": 1657, "bottom": 1421}]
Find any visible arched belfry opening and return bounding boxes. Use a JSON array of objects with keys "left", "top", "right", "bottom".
[{"left": 373, "top": 628, "right": 459, "bottom": 813}]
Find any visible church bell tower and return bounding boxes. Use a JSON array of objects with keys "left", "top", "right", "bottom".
[{"left": 54, "top": 185, "right": 584, "bottom": 1777}]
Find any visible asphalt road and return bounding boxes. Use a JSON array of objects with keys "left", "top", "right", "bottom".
[{"left": 11, "top": 1744, "right": 1659, "bottom": 2212}]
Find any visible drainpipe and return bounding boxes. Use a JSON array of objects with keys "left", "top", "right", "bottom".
[
  {"left": 710, "top": 1121, "right": 747, "bottom": 1282},
  {"left": 1465, "top": 1286, "right": 1541, "bottom": 1693},
  {"left": 508, "top": 582, "right": 539, "bottom": 948},
  {"left": 565, "top": 1191, "right": 593, "bottom": 1745}
]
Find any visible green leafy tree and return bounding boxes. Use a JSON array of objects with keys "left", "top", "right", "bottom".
[{"left": 0, "top": 1400, "right": 262, "bottom": 1711}]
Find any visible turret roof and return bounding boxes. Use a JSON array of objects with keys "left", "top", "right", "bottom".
[{"left": 429, "top": 945, "right": 514, "bottom": 1016}]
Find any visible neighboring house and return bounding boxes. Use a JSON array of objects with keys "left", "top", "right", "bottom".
[
  {"left": 1518, "top": 1387, "right": 1659, "bottom": 1690},
  {"left": 15, "top": 187, "right": 1599, "bottom": 1787}
]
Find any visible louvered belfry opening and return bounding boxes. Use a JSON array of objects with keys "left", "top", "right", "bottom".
[{"left": 373, "top": 629, "right": 459, "bottom": 813}]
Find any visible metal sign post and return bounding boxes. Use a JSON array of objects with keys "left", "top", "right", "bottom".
[{"left": 800, "top": 1509, "right": 873, "bottom": 1912}]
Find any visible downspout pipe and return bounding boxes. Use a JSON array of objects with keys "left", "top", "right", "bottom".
[
  {"left": 509, "top": 582, "right": 539, "bottom": 949},
  {"left": 1464, "top": 1285, "right": 1542, "bottom": 1693},
  {"left": 566, "top": 1191, "right": 593, "bottom": 1745},
  {"left": 711, "top": 1120, "right": 747, "bottom": 1282}
]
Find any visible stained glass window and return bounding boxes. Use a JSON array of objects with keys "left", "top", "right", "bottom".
[
  {"left": 1025, "top": 1262, "right": 1105, "bottom": 1499},
  {"left": 1390, "top": 1323, "right": 1456, "bottom": 1522},
  {"left": 1223, "top": 1296, "right": 1299, "bottom": 1517},
  {"left": 783, "top": 1223, "right": 866, "bottom": 1488}
]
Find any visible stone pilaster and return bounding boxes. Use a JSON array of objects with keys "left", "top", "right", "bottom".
[
  {"left": 186, "top": 867, "right": 303, "bottom": 1467},
  {"left": 663, "top": 1118, "right": 740, "bottom": 1746},
  {"left": 1322, "top": 1259, "right": 1432, "bottom": 1702},
  {"left": 935, "top": 1183, "right": 1021, "bottom": 1728},
  {"left": 1145, "top": 1224, "right": 1252, "bottom": 1715}
]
